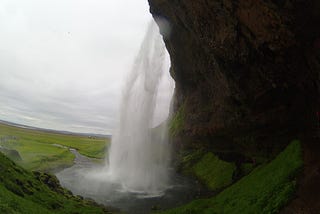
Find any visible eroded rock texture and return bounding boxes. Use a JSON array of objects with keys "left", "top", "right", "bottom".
[{"left": 149, "top": 0, "right": 320, "bottom": 158}]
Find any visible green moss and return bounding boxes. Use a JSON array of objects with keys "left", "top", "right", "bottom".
[
  {"left": 177, "top": 149, "right": 235, "bottom": 191},
  {"left": 192, "top": 153, "right": 236, "bottom": 191},
  {"left": 169, "top": 104, "right": 185, "bottom": 137},
  {"left": 0, "top": 185, "right": 52, "bottom": 214},
  {"left": 0, "top": 153, "right": 112, "bottom": 213},
  {"left": 160, "top": 140, "right": 303, "bottom": 214}
]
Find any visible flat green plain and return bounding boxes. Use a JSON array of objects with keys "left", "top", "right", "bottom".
[{"left": 0, "top": 123, "right": 109, "bottom": 171}]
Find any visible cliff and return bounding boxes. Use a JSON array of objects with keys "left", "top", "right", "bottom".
[
  {"left": 148, "top": 0, "right": 320, "bottom": 212},
  {"left": 149, "top": 0, "right": 319, "bottom": 155}
]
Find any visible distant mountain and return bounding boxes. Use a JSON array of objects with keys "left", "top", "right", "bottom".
[{"left": 0, "top": 119, "right": 111, "bottom": 139}]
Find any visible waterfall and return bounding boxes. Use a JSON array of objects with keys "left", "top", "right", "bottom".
[{"left": 106, "top": 20, "right": 172, "bottom": 195}]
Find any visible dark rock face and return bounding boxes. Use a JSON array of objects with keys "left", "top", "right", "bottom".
[
  {"left": 148, "top": 0, "right": 320, "bottom": 212},
  {"left": 149, "top": 0, "right": 320, "bottom": 157}
]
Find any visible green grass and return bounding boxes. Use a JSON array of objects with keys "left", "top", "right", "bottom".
[
  {"left": 0, "top": 123, "right": 109, "bottom": 171},
  {"left": 0, "top": 152, "right": 112, "bottom": 213},
  {"left": 160, "top": 140, "right": 303, "bottom": 214},
  {"left": 0, "top": 185, "right": 52, "bottom": 214}
]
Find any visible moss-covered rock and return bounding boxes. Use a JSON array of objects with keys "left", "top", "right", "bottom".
[
  {"left": 177, "top": 149, "right": 236, "bottom": 191},
  {"left": 0, "top": 152, "right": 116, "bottom": 213},
  {"left": 159, "top": 140, "right": 303, "bottom": 214},
  {"left": 192, "top": 153, "right": 236, "bottom": 191}
]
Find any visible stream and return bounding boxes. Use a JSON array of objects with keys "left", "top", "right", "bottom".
[{"left": 56, "top": 149, "right": 202, "bottom": 214}]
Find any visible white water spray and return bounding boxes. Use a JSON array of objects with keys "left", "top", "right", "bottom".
[{"left": 106, "top": 20, "right": 172, "bottom": 195}]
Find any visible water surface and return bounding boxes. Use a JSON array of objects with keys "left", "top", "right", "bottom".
[{"left": 56, "top": 149, "right": 201, "bottom": 214}]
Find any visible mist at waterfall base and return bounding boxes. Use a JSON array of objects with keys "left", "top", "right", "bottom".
[{"left": 56, "top": 21, "right": 200, "bottom": 213}]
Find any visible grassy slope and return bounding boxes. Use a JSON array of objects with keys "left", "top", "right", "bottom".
[
  {"left": 0, "top": 123, "right": 109, "bottom": 171},
  {"left": 160, "top": 140, "right": 303, "bottom": 214},
  {"left": 0, "top": 153, "right": 112, "bottom": 214}
]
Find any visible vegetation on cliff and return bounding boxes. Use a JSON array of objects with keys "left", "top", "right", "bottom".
[
  {"left": 169, "top": 104, "right": 185, "bottom": 137},
  {"left": 160, "top": 140, "right": 302, "bottom": 214}
]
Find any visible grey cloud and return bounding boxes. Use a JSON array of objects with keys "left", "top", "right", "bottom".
[{"left": 0, "top": 0, "right": 162, "bottom": 134}]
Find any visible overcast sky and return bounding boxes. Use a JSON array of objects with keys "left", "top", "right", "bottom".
[{"left": 0, "top": 0, "right": 174, "bottom": 135}]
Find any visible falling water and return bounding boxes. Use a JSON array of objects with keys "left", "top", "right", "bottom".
[
  {"left": 106, "top": 20, "right": 171, "bottom": 195},
  {"left": 55, "top": 20, "right": 201, "bottom": 213}
]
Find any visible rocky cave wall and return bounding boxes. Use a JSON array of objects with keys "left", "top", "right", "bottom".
[{"left": 148, "top": 0, "right": 320, "bottom": 160}]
